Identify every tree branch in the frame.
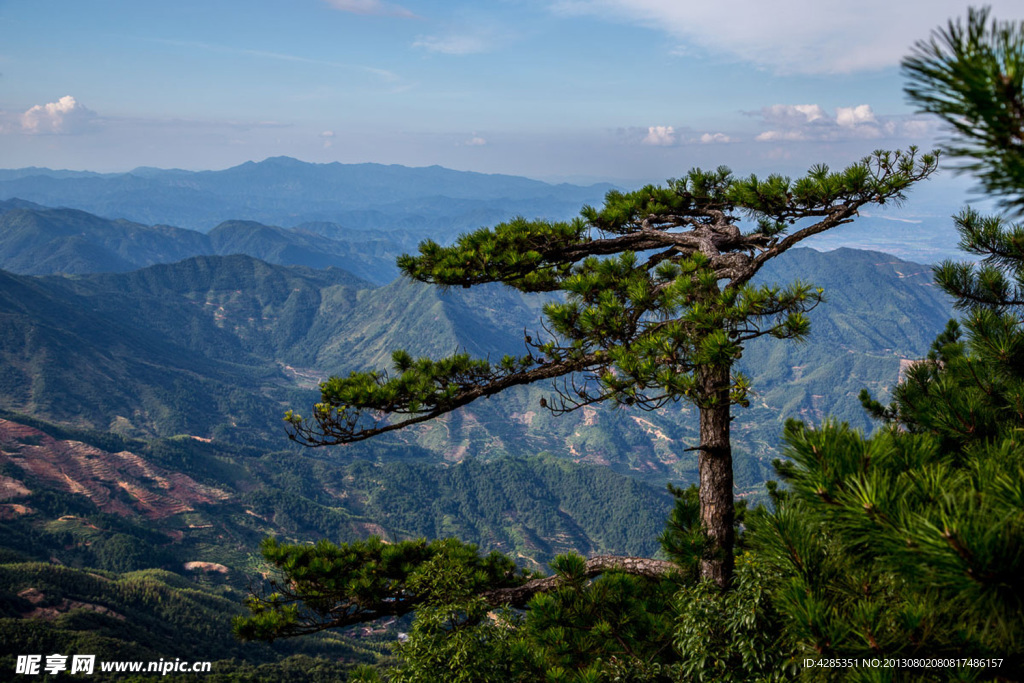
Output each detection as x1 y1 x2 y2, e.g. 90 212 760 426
289 351 605 446
238 553 680 641
741 208 857 285
480 556 678 609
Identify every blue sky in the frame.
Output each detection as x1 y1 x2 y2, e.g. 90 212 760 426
0 0 1018 188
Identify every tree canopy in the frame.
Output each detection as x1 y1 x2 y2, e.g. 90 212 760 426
286 151 936 586
287 154 935 447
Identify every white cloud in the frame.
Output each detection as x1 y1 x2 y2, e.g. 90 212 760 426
323 0 416 18
642 125 676 146
21 96 96 134
751 102 937 143
699 132 734 144
636 127 736 146
753 104 831 141
319 130 335 149
899 119 935 137
548 0 1021 74
465 136 487 146
759 104 829 126
836 104 876 127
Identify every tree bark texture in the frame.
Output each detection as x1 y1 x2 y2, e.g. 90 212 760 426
697 362 735 588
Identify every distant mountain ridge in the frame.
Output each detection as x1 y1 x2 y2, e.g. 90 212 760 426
0 202 409 283
0 156 616 233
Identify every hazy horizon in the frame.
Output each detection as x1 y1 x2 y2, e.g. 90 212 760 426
2 0 1020 186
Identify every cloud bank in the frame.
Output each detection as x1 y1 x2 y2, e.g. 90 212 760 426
639 126 735 146
642 125 676 146
753 103 936 142
700 133 734 144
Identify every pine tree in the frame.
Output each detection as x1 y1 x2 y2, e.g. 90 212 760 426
882 5 1024 486
285 153 935 588
897 7 1024 443
749 7 1024 669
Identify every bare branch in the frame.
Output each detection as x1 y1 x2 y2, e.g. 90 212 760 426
741 208 857 286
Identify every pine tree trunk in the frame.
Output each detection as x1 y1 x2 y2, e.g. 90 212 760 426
697 362 735 588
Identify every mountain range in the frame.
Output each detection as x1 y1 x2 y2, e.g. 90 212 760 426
0 199 410 284
0 156 975 265
0 227 953 488
0 165 963 677
0 157 615 235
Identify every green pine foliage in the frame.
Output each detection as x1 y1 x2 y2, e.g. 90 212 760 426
19 8 1024 678
933 208 1024 311
296 153 936 447
672 553 793 682
732 6 1024 674
387 602 532 683
240 538 685 681
904 7 1024 215
523 554 677 680
366 554 680 683
236 9 1024 680
750 420 1023 666
860 313 1024 451
234 537 534 641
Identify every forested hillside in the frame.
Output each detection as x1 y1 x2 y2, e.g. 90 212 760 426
4 0 1023 675
0 412 671 569
0 153 967 675
0 244 951 488
229 9 1024 680
0 201 410 283
0 233 956 677
0 406 676 678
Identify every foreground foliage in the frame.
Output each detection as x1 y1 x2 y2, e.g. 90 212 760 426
756 421 1023 666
